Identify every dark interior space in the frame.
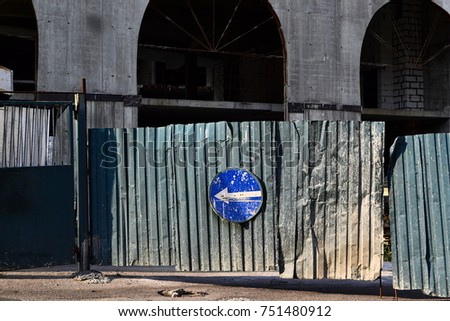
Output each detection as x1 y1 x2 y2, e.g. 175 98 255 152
0 36 35 91
0 0 37 91
361 68 379 108
137 0 284 104
360 0 450 172
363 115 449 173
384 118 449 157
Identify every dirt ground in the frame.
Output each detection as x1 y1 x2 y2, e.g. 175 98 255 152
0 263 444 301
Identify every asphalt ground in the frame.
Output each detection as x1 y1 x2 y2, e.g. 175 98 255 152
0 263 447 301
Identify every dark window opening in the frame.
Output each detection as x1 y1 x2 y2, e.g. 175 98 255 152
0 0 38 92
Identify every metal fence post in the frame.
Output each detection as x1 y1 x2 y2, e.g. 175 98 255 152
77 79 90 272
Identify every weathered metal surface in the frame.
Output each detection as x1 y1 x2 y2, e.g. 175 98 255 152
170 122 279 272
278 121 385 280
209 168 265 223
89 127 177 266
90 122 279 270
90 121 384 279
0 101 73 167
389 133 450 297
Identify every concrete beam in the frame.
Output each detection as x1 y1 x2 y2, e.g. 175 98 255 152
141 98 284 113
362 107 450 120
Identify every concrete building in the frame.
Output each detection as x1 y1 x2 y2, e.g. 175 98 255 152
0 0 449 145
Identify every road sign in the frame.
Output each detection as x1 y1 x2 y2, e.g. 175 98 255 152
209 168 264 223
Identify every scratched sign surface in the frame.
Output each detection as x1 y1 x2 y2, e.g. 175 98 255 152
209 168 264 223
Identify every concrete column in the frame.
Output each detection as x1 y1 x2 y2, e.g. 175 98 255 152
393 0 425 109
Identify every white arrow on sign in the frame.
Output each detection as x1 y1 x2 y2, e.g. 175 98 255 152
214 188 262 204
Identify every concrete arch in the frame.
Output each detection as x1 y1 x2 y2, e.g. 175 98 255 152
431 0 450 14
266 0 288 118
360 0 450 110
0 0 38 92
137 0 286 120
364 0 450 32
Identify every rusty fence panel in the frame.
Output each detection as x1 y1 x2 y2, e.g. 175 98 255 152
389 133 450 297
90 121 384 280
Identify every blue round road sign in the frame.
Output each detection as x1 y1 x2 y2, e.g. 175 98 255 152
209 168 264 223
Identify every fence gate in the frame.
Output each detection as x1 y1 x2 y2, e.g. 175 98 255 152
0 101 75 270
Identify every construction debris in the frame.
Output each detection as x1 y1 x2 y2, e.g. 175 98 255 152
72 270 111 284
158 289 207 298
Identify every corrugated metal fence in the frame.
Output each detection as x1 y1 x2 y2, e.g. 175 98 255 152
278 122 384 280
90 121 385 280
389 133 450 297
0 102 73 167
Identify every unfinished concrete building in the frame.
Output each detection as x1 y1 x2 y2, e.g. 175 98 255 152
0 0 449 143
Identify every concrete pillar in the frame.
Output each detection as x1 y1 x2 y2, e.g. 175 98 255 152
393 0 425 109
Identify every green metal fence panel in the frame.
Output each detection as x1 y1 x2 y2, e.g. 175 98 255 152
390 133 450 297
90 121 384 280
278 121 385 280
90 127 177 266
170 122 279 272
90 123 279 270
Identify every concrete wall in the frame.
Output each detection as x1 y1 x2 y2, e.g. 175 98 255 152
32 0 393 102
28 0 450 124
33 0 148 94
270 0 450 120
271 0 390 120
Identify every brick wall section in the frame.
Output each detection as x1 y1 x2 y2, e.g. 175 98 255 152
393 0 425 109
